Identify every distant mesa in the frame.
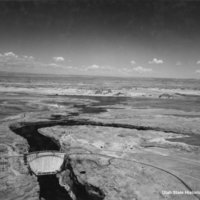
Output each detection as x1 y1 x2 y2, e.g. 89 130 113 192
159 93 173 99
95 89 112 95
115 92 124 96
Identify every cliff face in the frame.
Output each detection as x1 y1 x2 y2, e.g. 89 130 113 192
59 155 197 200
0 116 39 200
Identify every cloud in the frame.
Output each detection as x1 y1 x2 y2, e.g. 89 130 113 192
133 66 152 73
47 63 74 69
0 52 42 71
130 60 136 65
0 52 19 61
48 63 61 68
0 51 76 74
4 52 18 58
196 69 200 73
85 65 152 74
176 61 182 66
148 58 163 64
121 67 130 72
87 64 100 69
53 56 65 62
82 64 115 72
0 52 34 64
23 55 34 60
0 52 34 61
196 61 200 64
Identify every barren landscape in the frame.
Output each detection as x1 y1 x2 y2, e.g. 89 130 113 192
0 75 200 200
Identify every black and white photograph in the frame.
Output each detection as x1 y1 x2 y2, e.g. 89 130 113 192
0 0 200 199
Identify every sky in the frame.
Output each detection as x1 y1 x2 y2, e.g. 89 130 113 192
0 0 200 78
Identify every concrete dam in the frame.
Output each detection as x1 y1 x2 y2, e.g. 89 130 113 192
26 151 65 176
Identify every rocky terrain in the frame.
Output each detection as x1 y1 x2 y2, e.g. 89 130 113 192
0 89 200 200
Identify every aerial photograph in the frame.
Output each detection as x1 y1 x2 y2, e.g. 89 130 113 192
0 0 200 199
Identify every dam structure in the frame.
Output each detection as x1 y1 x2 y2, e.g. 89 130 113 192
26 151 65 176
